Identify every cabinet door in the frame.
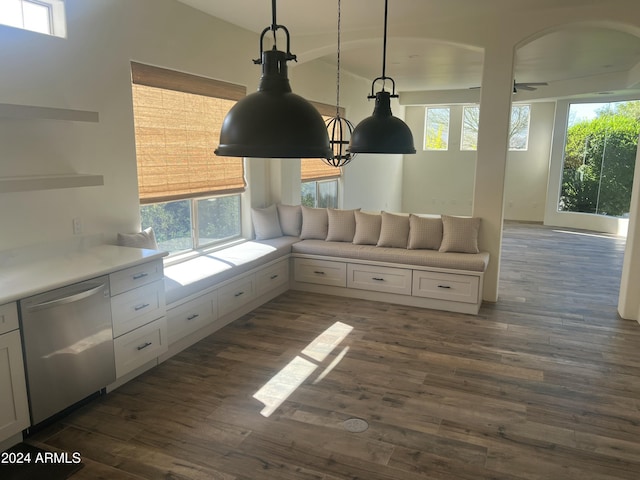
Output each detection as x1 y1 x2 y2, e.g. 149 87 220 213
294 258 346 287
256 259 289 296
0 329 30 441
347 263 412 295
111 280 166 337
113 317 167 378
218 275 256 318
166 293 216 345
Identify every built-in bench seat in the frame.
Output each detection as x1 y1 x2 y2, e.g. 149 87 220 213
164 236 299 304
291 239 489 272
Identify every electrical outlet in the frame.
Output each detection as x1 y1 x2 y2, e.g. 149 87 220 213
72 217 83 235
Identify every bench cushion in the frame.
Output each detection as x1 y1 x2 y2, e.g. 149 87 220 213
164 236 299 304
291 240 489 272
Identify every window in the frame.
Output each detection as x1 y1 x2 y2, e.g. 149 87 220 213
424 107 450 150
301 180 338 208
301 102 342 208
558 101 639 217
461 104 531 151
0 0 66 37
131 62 247 254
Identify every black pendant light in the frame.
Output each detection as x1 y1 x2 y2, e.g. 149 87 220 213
215 0 331 159
349 0 416 155
324 0 356 168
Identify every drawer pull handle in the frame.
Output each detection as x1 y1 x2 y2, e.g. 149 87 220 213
437 285 451 289
137 341 153 351
313 271 325 275
134 303 150 311
372 277 385 281
270 274 279 280
234 291 244 297
133 272 149 280
187 314 199 321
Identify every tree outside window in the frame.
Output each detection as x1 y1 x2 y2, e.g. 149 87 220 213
461 104 531 151
559 101 640 217
424 107 450 150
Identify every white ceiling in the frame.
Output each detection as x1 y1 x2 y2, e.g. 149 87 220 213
176 0 640 100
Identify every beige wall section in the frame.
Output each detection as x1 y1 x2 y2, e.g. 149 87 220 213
618 144 640 322
402 102 554 221
504 102 555 222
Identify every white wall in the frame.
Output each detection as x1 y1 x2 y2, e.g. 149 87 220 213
0 0 400 254
401 102 554 220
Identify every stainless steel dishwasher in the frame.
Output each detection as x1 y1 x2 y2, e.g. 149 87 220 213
19 275 116 426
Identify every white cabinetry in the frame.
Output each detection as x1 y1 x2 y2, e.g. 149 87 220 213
166 292 217 345
294 258 346 287
412 270 479 304
293 256 484 315
218 275 257 318
347 263 412 295
109 259 167 379
0 302 30 449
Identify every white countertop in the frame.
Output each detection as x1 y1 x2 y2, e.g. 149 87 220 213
0 244 168 305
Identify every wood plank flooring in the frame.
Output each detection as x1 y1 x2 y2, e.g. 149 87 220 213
27 223 640 479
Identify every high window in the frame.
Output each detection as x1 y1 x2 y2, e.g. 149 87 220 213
461 104 531 151
0 0 66 37
131 62 247 254
424 107 450 150
301 103 342 208
558 101 639 217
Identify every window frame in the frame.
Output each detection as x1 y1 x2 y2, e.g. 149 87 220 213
459 104 531 152
131 62 247 257
301 178 339 209
0 0 66 37
424 107 450 151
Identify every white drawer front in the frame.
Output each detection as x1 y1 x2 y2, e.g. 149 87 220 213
111 280 166 337
0 302 19 335
347 264 412 295
166 292 216 345
218 275 256 317
114 317 167 378
412 271 480 304
294 258 346 287
110 259 164 296
256 259 289 296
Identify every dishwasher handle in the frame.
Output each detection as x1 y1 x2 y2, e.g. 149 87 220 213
25 283 108 311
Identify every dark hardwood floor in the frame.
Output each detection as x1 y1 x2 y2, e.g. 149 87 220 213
28 223 640 479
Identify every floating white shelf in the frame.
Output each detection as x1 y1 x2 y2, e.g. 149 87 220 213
0 103 99 122
0 174 104 193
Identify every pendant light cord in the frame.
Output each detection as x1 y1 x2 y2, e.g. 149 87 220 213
271 0 278 47
335 0 342 116
382 0 388 81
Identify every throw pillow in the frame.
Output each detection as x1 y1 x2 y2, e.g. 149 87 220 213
300 206 328 240
277 203 302 236
439 215 481 253
352 211 382 245
326 208 359 242
117 227 158 249
377 211 410 248
251 204 283 240
407 214 443 250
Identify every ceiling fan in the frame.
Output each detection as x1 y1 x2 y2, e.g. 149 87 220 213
470 80 548 92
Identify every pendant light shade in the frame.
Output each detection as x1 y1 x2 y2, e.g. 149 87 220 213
215 1 331 159
350 90 415 154
349 0 416 155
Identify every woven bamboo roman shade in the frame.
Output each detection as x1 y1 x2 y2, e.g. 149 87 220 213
301 102 344 181
131 62 247 204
